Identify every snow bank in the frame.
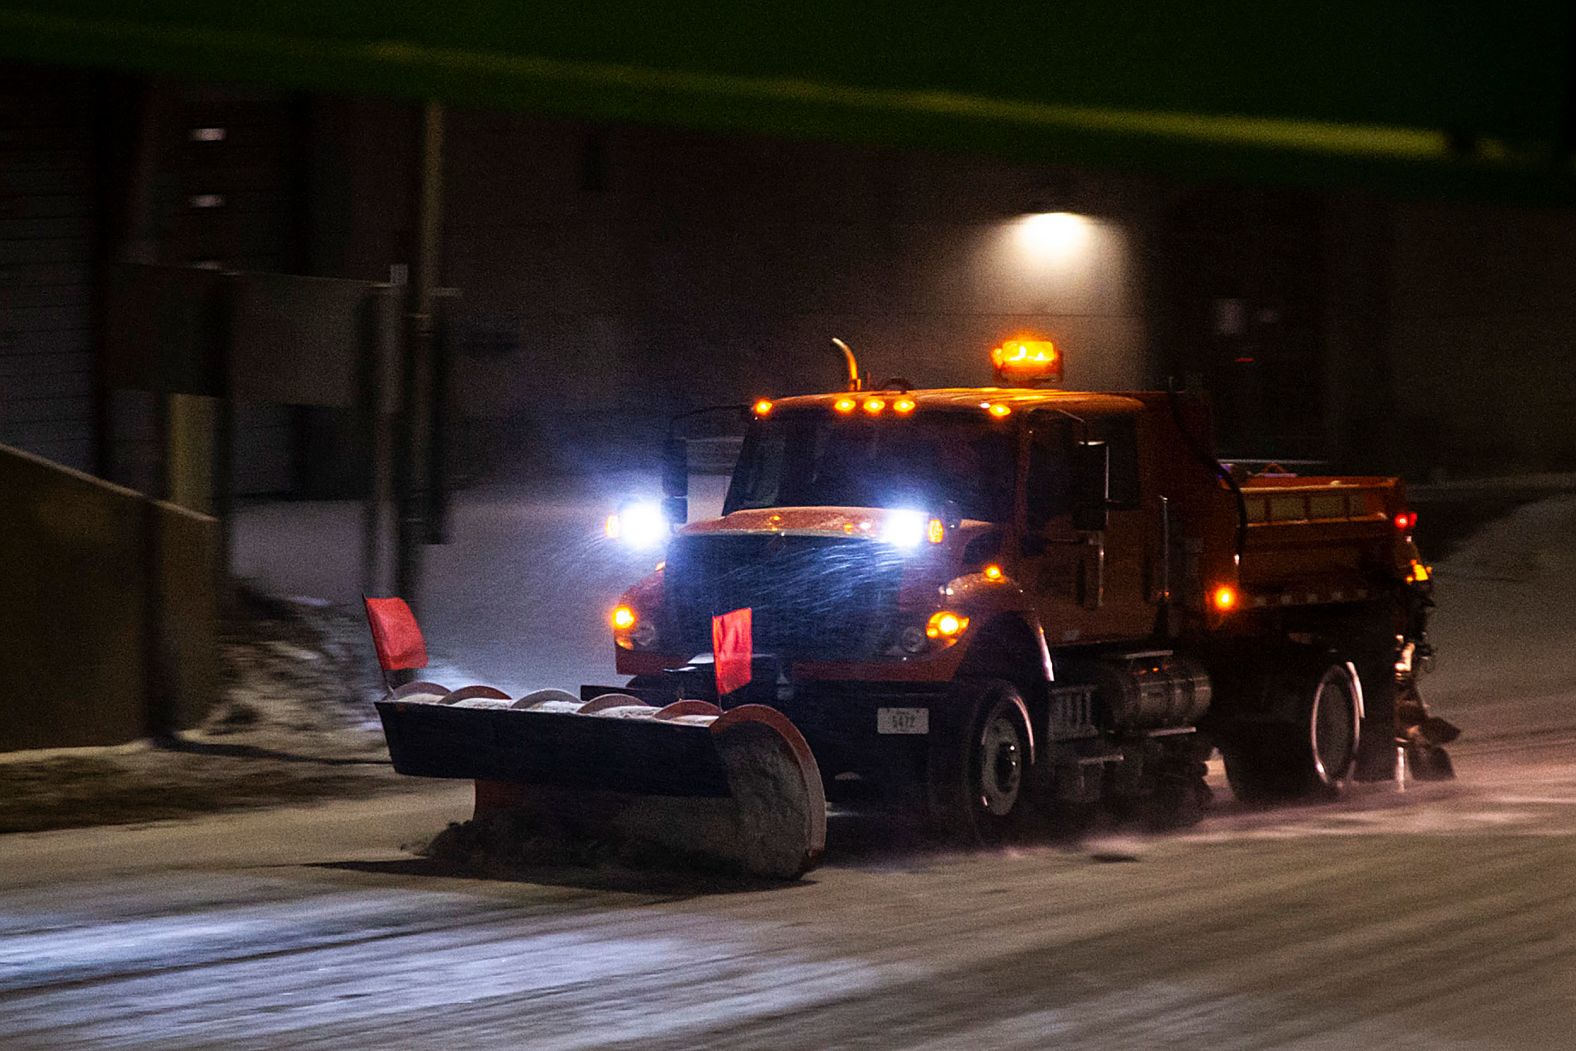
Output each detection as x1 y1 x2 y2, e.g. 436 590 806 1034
1425 494 1576 741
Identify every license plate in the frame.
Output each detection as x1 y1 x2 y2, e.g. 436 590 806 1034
877 707 929 735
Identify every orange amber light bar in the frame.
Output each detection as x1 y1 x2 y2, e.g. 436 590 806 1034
990 339 1063 383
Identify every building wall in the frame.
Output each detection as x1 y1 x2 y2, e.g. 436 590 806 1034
435 114 1151 474
1386 200 1576 478
110 83 309 496
0 67 97 471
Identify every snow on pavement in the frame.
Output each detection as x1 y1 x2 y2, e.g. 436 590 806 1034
1423 493 1576 741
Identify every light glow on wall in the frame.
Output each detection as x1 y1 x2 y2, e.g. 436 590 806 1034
1012 211 1095 262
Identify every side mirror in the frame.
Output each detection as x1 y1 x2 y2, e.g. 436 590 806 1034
1071 440 1110 533
662 495 688 526
662 437 688 498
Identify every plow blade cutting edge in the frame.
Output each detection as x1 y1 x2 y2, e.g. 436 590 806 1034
376 685 826 880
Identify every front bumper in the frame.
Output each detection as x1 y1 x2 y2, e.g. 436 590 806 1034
628 659 955 805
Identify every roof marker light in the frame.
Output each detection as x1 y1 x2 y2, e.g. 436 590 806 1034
893 397 917 415
987 402 1012 418
834 397 857 413
983 563 1004 581
863 397 886 414
990 338 1063 384
753 398 773 416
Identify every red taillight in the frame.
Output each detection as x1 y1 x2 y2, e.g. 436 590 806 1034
1393 511 1418 532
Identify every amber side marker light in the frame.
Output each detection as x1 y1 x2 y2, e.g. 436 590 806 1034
752 398 773 416
1211 585 1238 612
986 402 1012 418
611 605 637 631
926 610 969 639
983 564 1004 581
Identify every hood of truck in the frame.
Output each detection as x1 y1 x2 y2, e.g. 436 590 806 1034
683 506 955 539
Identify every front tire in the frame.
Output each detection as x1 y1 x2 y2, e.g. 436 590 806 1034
928 680 1033 843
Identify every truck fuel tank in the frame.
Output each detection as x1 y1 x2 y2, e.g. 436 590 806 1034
1088 652 1213 731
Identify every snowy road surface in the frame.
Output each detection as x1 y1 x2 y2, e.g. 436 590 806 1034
1 488 1568 1048
3 745 1576 1050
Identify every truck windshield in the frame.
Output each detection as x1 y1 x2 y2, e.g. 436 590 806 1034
723 409 1016 521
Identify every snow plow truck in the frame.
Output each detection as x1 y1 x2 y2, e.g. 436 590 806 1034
372 338 1449 880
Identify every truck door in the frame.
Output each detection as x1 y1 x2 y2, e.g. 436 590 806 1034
1021 410 1153 644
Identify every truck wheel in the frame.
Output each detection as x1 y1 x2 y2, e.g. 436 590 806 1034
1222 661 1360 803
928 680 1033 844
1351 655 1400 781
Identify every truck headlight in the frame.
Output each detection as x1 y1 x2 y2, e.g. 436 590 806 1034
605 500 669 551
883 510 946 549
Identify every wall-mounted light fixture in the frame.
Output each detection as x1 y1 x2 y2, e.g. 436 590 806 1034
1012 210 1094 260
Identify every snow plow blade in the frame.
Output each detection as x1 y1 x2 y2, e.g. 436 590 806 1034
375 686 826 880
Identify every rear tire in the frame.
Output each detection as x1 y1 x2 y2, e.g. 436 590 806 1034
1222 660 1360 803
1352 655 1400 781
928 680 1033 844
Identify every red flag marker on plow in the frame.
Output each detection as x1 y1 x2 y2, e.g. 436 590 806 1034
364 596 428 691
712 607 753 698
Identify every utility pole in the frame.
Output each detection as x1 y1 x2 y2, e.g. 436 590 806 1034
395 102 445 610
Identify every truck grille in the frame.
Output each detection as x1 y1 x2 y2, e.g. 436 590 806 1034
664 534 903 660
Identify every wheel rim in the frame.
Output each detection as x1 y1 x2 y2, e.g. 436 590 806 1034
976 709 1024 816
1310 670 1358 784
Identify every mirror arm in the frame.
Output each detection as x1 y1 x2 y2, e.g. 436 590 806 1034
1085 531 1105 609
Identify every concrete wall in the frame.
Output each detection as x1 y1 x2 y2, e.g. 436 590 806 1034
1386 201 1576 478
0 443 218 751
